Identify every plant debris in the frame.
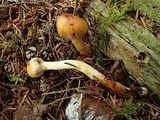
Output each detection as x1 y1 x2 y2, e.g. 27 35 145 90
0 0 160 120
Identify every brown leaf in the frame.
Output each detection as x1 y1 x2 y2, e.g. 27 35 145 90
14 103 47 120
66 93 116 120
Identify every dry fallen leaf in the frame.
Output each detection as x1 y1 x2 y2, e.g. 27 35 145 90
14 103 47 120
65 93 116 120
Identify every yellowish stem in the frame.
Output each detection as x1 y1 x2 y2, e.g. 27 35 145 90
71 37 92 56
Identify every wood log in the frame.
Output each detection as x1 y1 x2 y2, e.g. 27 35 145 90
132 0 160 24
86 0 160 97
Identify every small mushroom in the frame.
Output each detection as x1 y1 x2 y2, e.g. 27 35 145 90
27 57 148 98
56 13 92 56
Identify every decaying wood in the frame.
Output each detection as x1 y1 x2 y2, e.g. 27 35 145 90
132 0 160 24
86 0 160 98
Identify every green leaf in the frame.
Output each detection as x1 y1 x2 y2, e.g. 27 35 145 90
8 75 25 83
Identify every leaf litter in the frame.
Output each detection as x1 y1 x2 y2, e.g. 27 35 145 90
0 0 160 120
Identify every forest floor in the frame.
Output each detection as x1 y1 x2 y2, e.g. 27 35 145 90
0 0 160 120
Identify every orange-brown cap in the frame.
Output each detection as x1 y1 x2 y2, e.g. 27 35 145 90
56 13 88 40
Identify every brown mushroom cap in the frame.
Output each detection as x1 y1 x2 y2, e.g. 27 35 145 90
56 13 88 40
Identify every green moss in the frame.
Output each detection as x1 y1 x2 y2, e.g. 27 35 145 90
86 0 132 58
97 0 132 52
114 97 144 120
132 0 160 24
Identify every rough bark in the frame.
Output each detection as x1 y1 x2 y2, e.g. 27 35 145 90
86 0 160 97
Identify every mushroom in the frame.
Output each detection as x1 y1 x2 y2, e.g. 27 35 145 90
56 13 92 56
27 57 148 98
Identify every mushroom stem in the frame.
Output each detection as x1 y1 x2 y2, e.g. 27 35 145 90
71 37 92 56
27 58 148 98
